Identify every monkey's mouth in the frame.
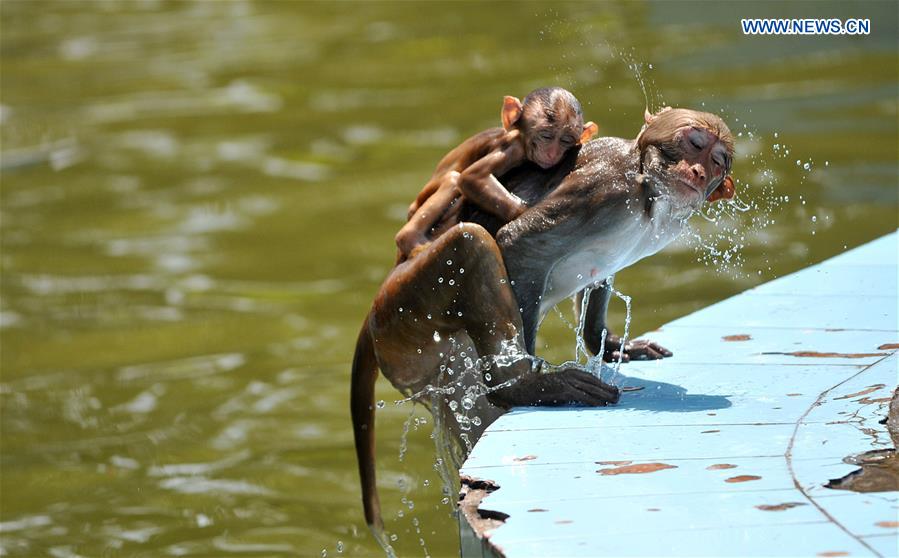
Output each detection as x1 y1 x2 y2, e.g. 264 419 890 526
675 176 706 197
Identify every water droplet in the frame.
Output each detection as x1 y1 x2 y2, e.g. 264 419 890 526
336 541 344 554
416 348 422 354
459 268 465 274
377 400 385 408
795 159 801 166
484 373 492 381
811 216 817 223
446 260 452 265
390 534 398 541
803 162 811 171
448 279 455 286
423 479 430 487
398 307 403 313
774 132 778 138
472 416 482 426
438 277 444 284
433 331 441 342
462 397 474 410
321 550 328 558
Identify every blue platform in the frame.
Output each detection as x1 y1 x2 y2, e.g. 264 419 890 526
460 232 898 557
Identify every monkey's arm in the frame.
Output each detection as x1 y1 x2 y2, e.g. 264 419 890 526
577 282 672 362
457 141 529 222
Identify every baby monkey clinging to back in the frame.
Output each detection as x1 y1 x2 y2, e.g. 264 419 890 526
395 87 598 261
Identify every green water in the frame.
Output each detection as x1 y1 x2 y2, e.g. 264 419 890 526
1 1 896 556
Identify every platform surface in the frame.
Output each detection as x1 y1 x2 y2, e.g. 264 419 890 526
460 232 899 557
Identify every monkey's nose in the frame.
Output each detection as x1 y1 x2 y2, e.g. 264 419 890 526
691 164 706 183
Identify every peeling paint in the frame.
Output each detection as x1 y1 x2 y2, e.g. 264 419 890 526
755 502 807 511
707 464 738 470
722 334 752 341
597 463 677 475
526 508 548 513
762 351 888 358
877 343 899 350
826 449 899 493
458 475 507 555
512 455 537 462
875 521 899 528
817 552 849 557
701 430 720 434
725 475 762 483
595 460 632 466
834 384 886 400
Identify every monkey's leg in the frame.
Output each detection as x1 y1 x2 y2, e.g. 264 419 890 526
376 223 619 425
579 281 672 362
395 172 461 257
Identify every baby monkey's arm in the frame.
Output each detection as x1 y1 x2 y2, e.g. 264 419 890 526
457 138 528 222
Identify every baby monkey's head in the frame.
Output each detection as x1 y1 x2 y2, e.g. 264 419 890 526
502 87 598 169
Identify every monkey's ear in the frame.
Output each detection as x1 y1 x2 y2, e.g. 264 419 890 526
580 121 599 144
707 176 735 203
502 96 523 131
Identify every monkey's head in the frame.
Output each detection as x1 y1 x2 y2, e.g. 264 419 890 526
636 107 736 205
502 87 599 170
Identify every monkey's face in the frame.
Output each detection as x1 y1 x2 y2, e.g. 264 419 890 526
525 122 581 169
658 126 732 203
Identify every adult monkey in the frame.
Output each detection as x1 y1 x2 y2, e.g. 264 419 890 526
352 107 736 534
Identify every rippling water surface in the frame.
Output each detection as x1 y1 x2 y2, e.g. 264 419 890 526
1 1 896 556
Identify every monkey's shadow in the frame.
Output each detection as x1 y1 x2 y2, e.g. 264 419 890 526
595 366 732 413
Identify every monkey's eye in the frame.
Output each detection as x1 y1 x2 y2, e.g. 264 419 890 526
539 131 553 141
712 153 725 168
560 135 575 146
659 146 679 162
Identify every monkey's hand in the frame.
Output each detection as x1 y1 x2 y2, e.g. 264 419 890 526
487 367 619 408
604 335 672 362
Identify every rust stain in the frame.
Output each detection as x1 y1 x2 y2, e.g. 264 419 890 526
701 430 720 434
834 384 886 400
597 463 677 475
513 455 538 462
595 460 633 466
787 393 802 397
877 343 899 350
875 521 899 528
527 508 548 513
554 519 574 524
817 552 849 557
723 334 752 341
621 386 645 392
707 464 738 470
755 502 807 511
763 351 887 358
725 475 762 483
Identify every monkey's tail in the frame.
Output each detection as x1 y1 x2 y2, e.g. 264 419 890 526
351 320 384 532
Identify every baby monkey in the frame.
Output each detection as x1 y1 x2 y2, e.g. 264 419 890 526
395 87 598 261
